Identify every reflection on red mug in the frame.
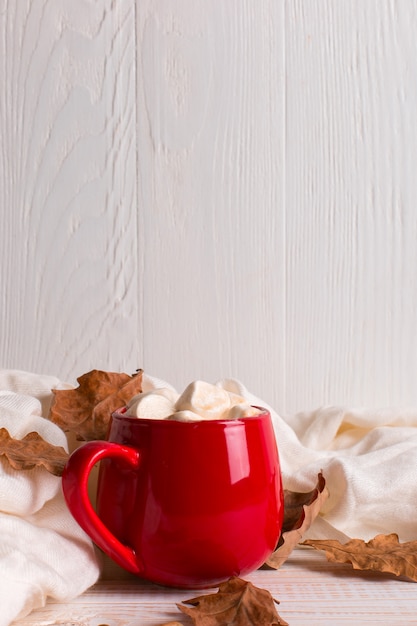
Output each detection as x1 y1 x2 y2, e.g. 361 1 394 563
62 407 284 588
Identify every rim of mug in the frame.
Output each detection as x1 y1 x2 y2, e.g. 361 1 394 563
110 405 270 424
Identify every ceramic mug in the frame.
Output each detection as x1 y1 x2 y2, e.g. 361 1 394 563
62 407 284 588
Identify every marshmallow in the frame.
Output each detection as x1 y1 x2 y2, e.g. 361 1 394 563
126 388 177 419
126 381 262 422
168 410 202 422
175 381 231 420
225 391 247 406
226 404 262 420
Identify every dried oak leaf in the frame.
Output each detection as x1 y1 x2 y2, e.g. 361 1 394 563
265 472 329 569
0 428 69 476
302 533 417 581
178 576 288 626
48 369 143 441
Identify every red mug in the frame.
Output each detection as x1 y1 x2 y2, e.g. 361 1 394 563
62 407 284 588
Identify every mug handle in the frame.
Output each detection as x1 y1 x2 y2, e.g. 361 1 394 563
62 441 143 575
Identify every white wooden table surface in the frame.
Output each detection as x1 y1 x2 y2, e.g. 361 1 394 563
14 547 417 626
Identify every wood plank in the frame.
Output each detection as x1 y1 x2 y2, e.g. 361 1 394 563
285 0 417 413
15 549 417 625
136 0 286 411
0 0 139 383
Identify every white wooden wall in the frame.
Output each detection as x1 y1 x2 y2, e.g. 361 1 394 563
2 0 417 417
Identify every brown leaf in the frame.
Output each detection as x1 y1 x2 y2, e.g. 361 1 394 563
178 577 288 626
0 428 69 476
265 472 329 569
302 533 417 581
48 369 143 441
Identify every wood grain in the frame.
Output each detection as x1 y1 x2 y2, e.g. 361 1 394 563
136 0 286 410
285 0 417 413
0 0 139 382
2 1 417 416
15 549 417 625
